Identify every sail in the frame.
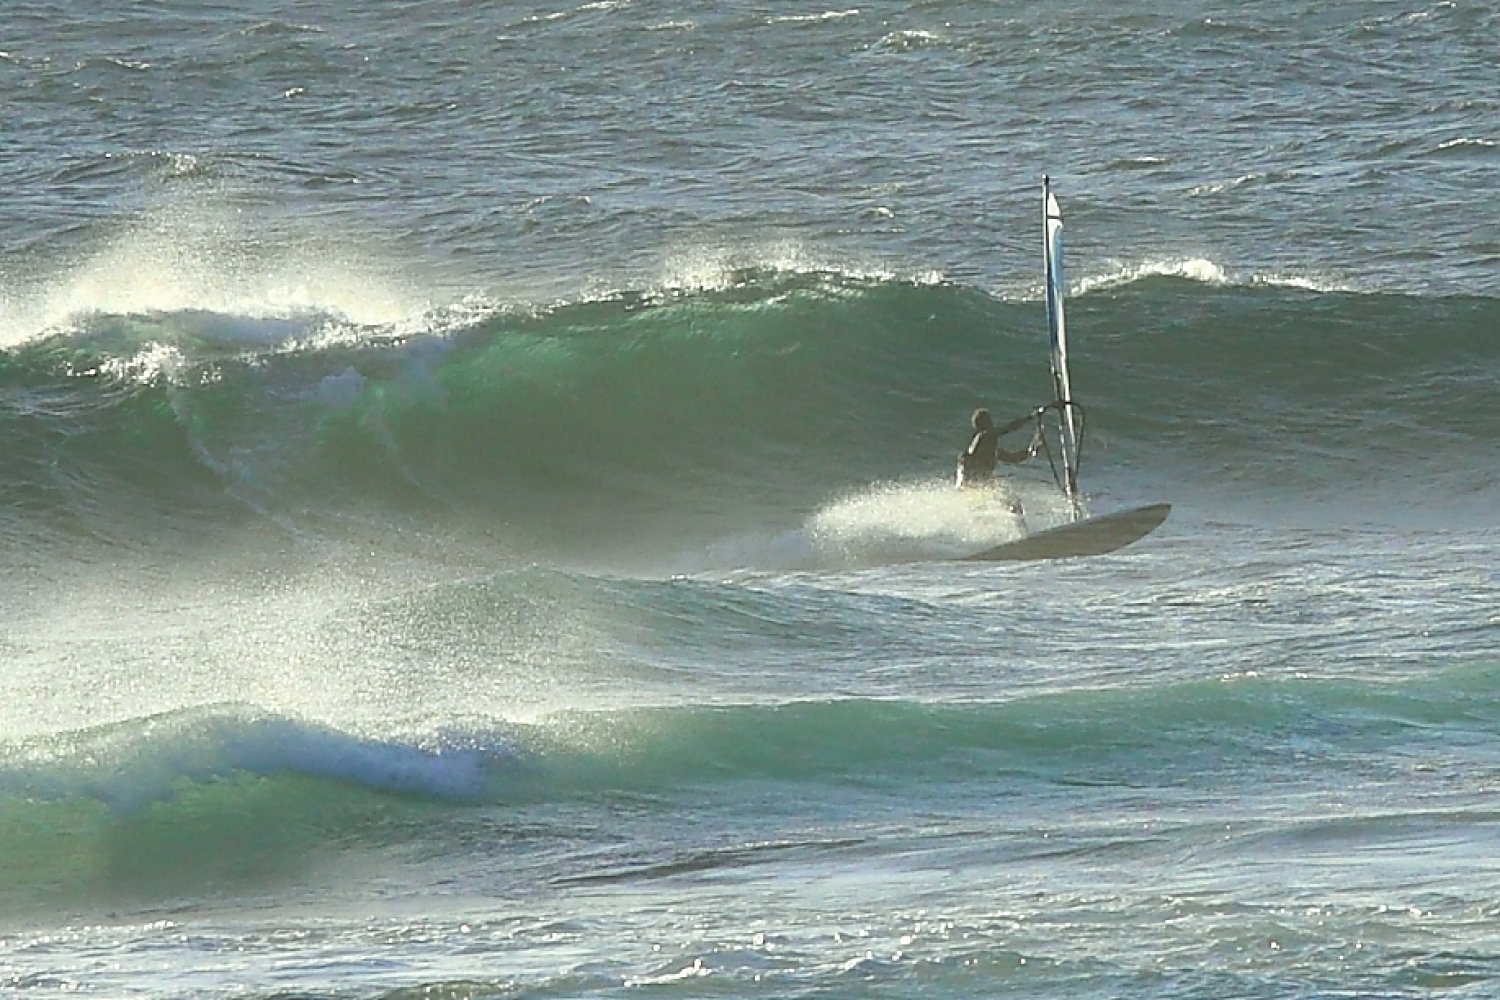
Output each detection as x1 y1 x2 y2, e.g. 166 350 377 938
1043 176 1081 505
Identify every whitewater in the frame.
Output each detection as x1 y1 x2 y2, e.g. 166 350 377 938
3 1 1498 998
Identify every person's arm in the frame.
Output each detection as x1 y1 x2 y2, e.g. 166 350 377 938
997 414 1031 436
993 413 1031 462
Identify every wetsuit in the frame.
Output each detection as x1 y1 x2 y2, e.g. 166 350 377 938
957 420 1031 489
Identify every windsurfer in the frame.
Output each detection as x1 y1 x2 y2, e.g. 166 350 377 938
956 408 1035 492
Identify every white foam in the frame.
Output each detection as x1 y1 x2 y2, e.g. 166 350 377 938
809 481 1027 561
684 480 1067 574
1187 173 1263 196
1075 258 1230 294
1434 137 1495 152
769 9 862 25
1073 258 1352 295
873 29 947 50
1248 271 1353 293
96 342 189 384
639 241 942 301
0 199 429 348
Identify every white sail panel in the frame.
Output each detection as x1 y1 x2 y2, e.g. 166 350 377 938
1043 177 1081 503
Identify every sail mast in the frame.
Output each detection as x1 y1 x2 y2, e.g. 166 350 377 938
1043 175 1081 509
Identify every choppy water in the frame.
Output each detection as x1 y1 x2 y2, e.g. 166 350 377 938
3 1 1498 997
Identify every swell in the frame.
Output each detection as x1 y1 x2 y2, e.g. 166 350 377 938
11 664 1494 806
2 270 1495 563
2 661 1495 907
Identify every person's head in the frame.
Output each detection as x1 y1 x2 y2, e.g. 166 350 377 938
972 408 994 431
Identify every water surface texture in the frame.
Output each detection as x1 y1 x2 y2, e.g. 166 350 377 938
3 2 1498 997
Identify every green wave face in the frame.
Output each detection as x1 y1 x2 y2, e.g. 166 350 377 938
5 659 1496 911
2 271 1495 564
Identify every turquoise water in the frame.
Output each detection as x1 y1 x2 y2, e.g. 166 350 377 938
3 2 1498 997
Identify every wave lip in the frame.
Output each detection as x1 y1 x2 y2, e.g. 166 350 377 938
3 706 496 812
1074 257 1353 294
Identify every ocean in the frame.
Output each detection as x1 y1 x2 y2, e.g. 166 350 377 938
2 1 1498 997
